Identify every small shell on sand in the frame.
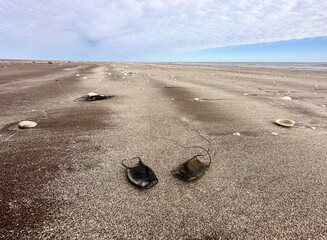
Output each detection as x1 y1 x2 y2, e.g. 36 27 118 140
88 92 98 97
275 119 295 127
281 96 292 100
18 121 37 129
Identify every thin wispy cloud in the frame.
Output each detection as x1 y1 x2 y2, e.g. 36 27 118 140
0 0 326 60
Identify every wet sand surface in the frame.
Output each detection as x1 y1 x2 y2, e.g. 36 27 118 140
1 60 327 239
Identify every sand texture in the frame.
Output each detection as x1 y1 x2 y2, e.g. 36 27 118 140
1 60 327 239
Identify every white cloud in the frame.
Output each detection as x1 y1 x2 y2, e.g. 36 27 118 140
0 0 326 60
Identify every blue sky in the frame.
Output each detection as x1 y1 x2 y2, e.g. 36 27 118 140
0 0 326 62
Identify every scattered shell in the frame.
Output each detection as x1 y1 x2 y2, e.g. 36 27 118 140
18 121 37 129
275 119 295 127
281 96 292 100
243 93 248 96
272 132 278 136
76 74 80 76
171 98 174 101
233 132 241 136
83 77 87 79
123 73 127 76
311 127 317 130
194 98 200 101
321 105 326 108
88 92 98 97
108 73 111 75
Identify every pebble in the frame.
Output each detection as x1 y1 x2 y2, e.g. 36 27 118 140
18 121 37 129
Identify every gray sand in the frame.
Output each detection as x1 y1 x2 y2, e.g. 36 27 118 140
1 60 327 239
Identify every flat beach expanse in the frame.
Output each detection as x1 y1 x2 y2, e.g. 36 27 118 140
1 60 327 239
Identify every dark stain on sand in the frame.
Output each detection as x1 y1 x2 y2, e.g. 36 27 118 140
0 104 114 239
163 86 231 123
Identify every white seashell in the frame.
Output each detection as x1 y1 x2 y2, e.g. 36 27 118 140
272 132 278 135
88 92 98 97
18 121 37 129
76 74 80 76
233 132 241 136
83 77 87 79
194 98 200 101
243 93 248 96
275 119 295 127
281 96 292 100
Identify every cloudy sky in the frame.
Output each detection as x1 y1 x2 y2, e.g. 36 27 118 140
0 0 326 61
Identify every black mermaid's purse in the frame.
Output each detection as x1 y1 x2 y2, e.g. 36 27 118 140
122 157 158 189
171 132 212 181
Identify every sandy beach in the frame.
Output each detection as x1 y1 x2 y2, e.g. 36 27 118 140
1 60 327 239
